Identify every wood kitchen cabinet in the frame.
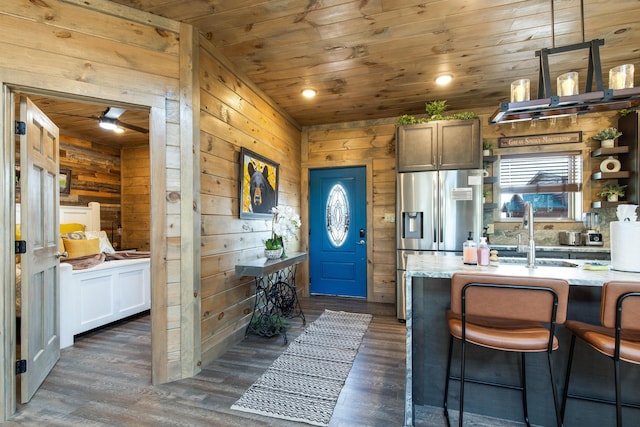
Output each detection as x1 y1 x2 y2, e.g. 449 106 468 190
397 119 481 172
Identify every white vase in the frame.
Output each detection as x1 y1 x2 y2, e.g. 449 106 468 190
599 156 621 173
483 149 492 156
264 248 283 259
600 139 615 148
607 194 619 202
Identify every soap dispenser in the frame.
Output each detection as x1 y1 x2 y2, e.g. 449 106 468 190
463 232 477 265
477 237 490 266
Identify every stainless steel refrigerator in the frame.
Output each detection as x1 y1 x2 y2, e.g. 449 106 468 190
396 170 483 320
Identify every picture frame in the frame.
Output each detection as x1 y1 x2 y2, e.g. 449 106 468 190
59 168 72 195
239 148 279 219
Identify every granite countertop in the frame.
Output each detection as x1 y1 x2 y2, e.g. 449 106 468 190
405 254 640 287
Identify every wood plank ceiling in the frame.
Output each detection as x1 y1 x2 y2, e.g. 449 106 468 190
29 0 640 142
27 96 150 147
105 0 640 127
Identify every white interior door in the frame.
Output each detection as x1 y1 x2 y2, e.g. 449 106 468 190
18 96 61 403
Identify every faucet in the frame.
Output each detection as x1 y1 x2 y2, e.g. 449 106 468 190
518 201 536 268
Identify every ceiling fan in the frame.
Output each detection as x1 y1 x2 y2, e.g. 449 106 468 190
97 107 148 134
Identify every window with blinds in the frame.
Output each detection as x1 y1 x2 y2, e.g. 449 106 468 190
499 152 582 220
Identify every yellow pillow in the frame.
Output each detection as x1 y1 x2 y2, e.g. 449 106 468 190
60 223 85 234
62 238 100 258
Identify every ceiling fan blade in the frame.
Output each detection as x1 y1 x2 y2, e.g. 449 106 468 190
102 107 126 119
116 120 149 134
48 111 99 120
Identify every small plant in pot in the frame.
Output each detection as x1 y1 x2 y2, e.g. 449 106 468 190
482 140 494 156
593 127 622 148
597 183 627 202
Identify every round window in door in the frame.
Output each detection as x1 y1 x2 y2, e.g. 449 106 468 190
326 183 349 247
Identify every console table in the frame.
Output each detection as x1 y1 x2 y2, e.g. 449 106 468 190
235 251 307 344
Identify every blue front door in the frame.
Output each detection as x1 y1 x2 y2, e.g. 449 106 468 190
309 167 366 297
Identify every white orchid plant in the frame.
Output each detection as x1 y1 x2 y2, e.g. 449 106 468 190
265 205 301 250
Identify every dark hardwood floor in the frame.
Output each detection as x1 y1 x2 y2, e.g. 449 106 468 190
6 296 408 427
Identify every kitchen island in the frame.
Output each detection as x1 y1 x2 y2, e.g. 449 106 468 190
403 254 640 427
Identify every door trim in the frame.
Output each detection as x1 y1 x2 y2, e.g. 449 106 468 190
301 160 374 301
1 78 169 420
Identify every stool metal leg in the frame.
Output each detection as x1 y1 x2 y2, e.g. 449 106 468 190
561 334 577 423
459 336 466 427
547 350 562 427
614 357 622 427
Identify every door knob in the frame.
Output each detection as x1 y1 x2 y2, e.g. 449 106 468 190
56 251 68 259
357 240 366 245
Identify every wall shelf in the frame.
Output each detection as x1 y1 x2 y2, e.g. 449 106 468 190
591 200 628 209
591 146 629 157
591 171 630 180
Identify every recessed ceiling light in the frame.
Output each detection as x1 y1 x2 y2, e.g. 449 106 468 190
435 74 453 86
302 88 317 98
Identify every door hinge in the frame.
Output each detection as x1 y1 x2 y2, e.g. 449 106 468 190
16 359 27 375
15 240 27 255
15 121 26 135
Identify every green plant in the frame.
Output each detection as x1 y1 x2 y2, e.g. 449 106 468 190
250 313 289 334
449 112 479 120
425 100 448 119
265 205 301 249
397 100 478 125
482 140 494 151
597 183 627 199
593 127 622 141
396 114 427 125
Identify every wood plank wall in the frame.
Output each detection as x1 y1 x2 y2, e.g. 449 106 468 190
0 0 191 418
121 145 151 251
301 119 398 304
59 135 122 248
480 109 618 209
301 109 619 304
198 37 302 366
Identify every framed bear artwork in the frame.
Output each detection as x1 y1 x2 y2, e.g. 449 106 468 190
239 148 279 219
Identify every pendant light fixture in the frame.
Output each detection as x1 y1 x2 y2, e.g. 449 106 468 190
489 0 639 124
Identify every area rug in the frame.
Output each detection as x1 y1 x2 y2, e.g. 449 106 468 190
231 309 373 426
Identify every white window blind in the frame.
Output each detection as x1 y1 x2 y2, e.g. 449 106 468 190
500 153 582 194
499 152 582 219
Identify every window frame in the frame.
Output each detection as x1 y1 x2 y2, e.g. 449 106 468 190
496 150 583 222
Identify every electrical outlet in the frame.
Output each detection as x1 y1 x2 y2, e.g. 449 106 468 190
384 213 395 223
486 223 495 234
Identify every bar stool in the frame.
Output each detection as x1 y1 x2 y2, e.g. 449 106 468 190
443 272 569 427
561 280 640 427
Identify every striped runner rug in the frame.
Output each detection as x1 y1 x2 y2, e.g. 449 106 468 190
231 309 373 426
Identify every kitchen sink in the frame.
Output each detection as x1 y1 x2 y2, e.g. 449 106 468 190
499 257 579 268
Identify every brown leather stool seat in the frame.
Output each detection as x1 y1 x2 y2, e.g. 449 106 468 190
561 281 640 427
444 272 569 427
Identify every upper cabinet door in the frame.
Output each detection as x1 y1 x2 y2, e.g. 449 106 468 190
397 123 437 172
397 119 481 172
438 119 481 170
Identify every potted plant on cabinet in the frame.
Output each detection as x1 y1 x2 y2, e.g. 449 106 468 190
482 140 494 156
593 127 622 148
597 183 627 202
